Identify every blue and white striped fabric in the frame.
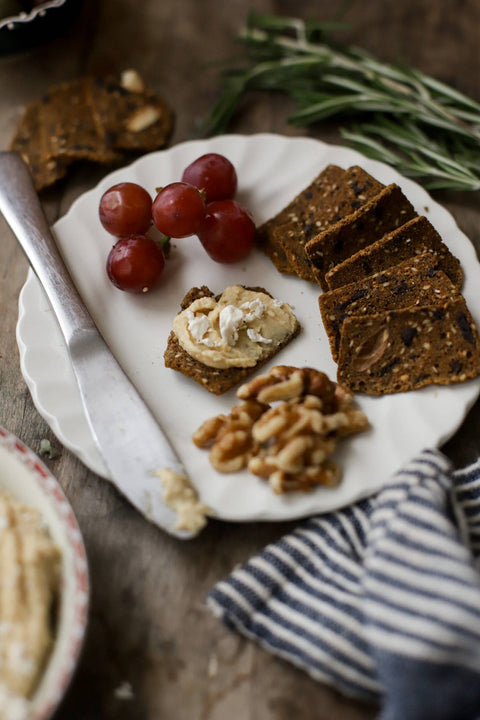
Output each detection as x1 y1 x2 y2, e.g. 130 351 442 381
208 449 480 720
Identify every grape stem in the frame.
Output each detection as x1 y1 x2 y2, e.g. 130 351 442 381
158 234 171 256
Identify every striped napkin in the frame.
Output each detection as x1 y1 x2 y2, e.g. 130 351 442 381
208 449 480 719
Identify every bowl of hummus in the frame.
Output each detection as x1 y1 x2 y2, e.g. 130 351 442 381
0 427 88 720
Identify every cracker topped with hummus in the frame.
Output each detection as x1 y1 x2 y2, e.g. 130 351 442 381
164 284 300 394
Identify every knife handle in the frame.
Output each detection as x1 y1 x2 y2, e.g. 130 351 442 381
0 152 96 345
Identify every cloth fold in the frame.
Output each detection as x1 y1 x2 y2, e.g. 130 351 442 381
208 450 480 719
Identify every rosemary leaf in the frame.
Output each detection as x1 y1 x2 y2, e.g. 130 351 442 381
202 11 480 192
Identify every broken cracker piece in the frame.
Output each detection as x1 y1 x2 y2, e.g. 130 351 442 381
88 75 172 152
9 102 67 190
41 77 119 164
8 71 173 191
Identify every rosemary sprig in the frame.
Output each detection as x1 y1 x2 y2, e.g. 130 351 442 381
202 12 480 191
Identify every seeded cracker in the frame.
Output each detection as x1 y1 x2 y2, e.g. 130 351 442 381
305 183 417 290
337 296 480 395
88 76 172 152
41 77 120 164
256 165 384 280
320 253 460 362
325 215 464 290
164 286 300 395
9 102 67 190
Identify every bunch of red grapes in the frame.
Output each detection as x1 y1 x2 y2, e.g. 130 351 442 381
98 153 256 293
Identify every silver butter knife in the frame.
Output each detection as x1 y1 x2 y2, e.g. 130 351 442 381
0 151 198 539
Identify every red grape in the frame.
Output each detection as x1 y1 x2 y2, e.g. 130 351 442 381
181 153 237 202
152 182 206 238
106 235 165 293
197 200 255 263
99 182 152 237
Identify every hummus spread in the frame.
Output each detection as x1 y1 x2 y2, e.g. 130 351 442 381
156 468 210 533
172 285 298 369
0 492 60 718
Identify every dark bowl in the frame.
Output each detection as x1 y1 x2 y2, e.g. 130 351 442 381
0 0 80 56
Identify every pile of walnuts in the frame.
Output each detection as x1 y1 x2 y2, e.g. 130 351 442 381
192 366 369 493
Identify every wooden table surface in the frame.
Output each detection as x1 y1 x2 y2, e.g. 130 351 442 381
1 1 479 718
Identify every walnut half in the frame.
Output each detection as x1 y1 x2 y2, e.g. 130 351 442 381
193 400 267 473
237 365 337 409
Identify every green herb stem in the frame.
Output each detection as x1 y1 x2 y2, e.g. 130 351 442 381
202 12 480 192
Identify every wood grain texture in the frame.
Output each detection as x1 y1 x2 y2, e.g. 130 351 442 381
0 1 479 717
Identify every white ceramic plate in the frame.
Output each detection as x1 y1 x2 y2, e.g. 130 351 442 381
0 427 88 720
16 133 480 521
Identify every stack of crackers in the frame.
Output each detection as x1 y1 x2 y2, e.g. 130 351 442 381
9 70 172 191
257 165 480 394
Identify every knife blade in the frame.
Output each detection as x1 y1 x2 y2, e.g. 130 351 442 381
0 151 199 539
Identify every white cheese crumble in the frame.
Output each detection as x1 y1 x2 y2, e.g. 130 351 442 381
247 328 272 344
219 305 245 346
173 286 299 370
240 298 266 322
186 297 278 349
186 311 213 344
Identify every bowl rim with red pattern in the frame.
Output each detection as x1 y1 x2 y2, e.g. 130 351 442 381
0 426 89 719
